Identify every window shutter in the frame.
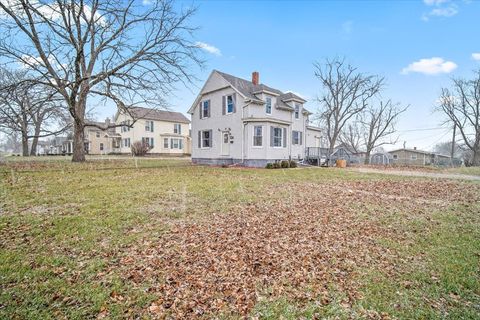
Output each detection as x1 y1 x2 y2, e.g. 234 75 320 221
270 127 274 147
292 131 295 144
206 100 211 118
208 130 212 147
180 139 183 149
283 128 287 147
233 93 236 113
199 103 202 119
151 121 154 132
178 124 181 135
198 130 201 148
222 96 226 115
300 132 303 145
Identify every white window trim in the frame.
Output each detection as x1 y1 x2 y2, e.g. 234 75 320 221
202 101 210 119
226 95 234 115
265 97 272 115
273 127 283 148
252 125 263 148
201 130 211 149
294 104 300 120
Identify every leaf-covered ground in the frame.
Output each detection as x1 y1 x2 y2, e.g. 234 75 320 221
1 158 479 319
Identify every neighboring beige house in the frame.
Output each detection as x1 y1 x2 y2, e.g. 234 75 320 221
389 147 451 166
84 119 121 154
115 107 191 155
61 119 121 155
187 70 323 167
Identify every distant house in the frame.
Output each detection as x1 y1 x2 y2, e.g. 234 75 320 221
389 147 452 166
115 107 191 155
187 70 323 167
61 119 121 155
369 151 393 165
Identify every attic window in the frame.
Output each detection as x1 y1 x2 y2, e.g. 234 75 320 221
294 104 300 119
266 97 272 114
226 95 234 114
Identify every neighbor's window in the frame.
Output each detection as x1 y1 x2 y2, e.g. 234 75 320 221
100 143 104 151
142 137 154 148
266 97 272 114
174 123 182 134
171 138 184 149
164 138 169 148
226 95 234 114
145 120 154 132
253 126 263 147
202 130 211 148
122 120 131 132
273 127 283 147
294 104 300 119
123 138 131 148
411 154 417 160
96 132 100 138
393 154 398 160
202 100 210 118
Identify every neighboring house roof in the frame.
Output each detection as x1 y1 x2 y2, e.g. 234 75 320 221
119 107 190 124
188 70 308 113
389 148 451 158
85 120 117 134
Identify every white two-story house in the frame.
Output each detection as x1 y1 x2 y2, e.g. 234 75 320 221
188 70 323 167
115 107 191 155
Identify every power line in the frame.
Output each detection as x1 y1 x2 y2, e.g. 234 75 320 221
396 126 447 133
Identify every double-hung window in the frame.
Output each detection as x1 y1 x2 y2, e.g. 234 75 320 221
292 131 300 145
226 95 234 114
142 137 154 148
164 138 169 149
201 130 211 148
265 97 272 114
145 120 154 132
253 126 263 147
174 123 181 134
273 127 283 147
202 100 210 118
294 104 300 119
171 138 184 149
124 138 131 148
122 120 131 132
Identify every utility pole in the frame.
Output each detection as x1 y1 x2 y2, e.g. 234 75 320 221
450 123 456 167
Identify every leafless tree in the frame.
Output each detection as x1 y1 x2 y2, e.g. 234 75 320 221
314 58 385 155
0 68 69 156
437 70 480 166
361 99 408 164
0 0 202 162
339 122 363 153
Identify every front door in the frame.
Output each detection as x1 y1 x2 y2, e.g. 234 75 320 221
221 132 230 156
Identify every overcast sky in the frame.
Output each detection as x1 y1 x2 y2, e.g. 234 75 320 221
96 0 480 151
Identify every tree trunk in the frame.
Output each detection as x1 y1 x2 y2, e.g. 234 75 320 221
364 150 371 165
72 119 85 162
473 148 480 166
30 136 38 156
21 132 29 156
30 116 43 156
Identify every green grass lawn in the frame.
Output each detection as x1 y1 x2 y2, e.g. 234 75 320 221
1 158 479 319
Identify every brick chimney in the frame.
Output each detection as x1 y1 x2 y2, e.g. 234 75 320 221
413 147 417 150
252 71 259 85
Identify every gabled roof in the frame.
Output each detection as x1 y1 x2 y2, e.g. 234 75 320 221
278 92 307 103
188 70 307 113
122 107 190 124
215 70 283 102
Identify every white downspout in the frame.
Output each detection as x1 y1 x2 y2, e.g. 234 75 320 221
241 102 251 164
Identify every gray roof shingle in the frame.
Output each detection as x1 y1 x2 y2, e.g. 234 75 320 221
128 107 190 124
